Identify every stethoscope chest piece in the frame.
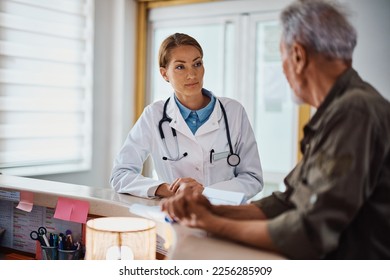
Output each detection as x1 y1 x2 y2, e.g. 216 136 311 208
227 153 240 167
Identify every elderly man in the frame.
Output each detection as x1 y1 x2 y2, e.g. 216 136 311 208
161 0 390 259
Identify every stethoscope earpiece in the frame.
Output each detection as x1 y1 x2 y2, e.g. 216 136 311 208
162 153 187 161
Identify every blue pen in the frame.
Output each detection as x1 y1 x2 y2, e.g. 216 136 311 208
53 234 58 248
164 216 176 224
58 236 64 250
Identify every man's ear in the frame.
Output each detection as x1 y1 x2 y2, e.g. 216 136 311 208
292 42 307 74
160 67 169 82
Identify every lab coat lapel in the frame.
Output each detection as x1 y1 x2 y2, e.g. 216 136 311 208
195 99 223 136
166 95 195 140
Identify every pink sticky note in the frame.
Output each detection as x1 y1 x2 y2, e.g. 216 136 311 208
16 191 34 212
54 197 89 224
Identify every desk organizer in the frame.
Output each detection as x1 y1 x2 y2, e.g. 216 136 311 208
41 245 82 260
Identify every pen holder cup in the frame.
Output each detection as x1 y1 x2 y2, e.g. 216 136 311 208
58 248 81 260
41 246 58 260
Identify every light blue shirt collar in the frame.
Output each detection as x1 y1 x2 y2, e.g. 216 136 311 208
174 89 216 134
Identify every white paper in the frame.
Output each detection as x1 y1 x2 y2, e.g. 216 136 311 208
128 204 173 257
129 203 168 223
202 188 245 205
128 188 245 225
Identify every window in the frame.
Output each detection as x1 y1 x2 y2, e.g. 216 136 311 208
252 15 297 187
146 0 298 197
149 19 236 103
0 0 94 176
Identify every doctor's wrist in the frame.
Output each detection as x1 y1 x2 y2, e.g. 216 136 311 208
156 183 174 198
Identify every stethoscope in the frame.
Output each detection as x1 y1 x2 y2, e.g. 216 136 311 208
158 97 240 167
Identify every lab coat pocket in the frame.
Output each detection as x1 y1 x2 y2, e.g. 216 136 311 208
208 156 235 184
163 158 191 180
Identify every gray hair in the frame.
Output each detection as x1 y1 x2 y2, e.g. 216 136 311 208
280 0 357 60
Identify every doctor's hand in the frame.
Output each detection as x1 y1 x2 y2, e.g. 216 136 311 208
169 177 204 194
161 188 214 230
155 178 204 198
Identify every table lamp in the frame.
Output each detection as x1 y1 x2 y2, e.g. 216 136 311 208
85 217 156 260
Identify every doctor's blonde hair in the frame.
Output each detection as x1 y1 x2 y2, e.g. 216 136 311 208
158 33 203 68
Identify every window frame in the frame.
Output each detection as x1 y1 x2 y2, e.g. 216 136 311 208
135 0 310 162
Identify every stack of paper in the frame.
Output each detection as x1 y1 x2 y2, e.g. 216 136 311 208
129 204 167 223
202 188 245 205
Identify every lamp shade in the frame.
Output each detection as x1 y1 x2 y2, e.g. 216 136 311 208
85 217 156 260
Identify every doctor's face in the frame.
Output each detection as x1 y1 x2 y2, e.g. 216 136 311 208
160 45 204 100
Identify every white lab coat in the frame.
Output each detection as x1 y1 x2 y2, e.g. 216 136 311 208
110 92 263 201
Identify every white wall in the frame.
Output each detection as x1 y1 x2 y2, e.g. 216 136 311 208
342 0 390 100
31 0 390 188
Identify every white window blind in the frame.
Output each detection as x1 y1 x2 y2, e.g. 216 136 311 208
0 0 94 176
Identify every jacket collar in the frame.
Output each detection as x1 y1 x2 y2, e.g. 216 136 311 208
301 67 359 153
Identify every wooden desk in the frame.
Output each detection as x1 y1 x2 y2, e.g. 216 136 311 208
0 174 285 260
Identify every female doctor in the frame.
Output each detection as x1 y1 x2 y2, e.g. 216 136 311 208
110 33 263 201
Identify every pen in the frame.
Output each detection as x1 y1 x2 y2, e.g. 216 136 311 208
41 232 50 247
49 233 54 246
53 234 58 248
58 236 64 250
210 149 214 163
164 216 176 224
65 229 73 250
